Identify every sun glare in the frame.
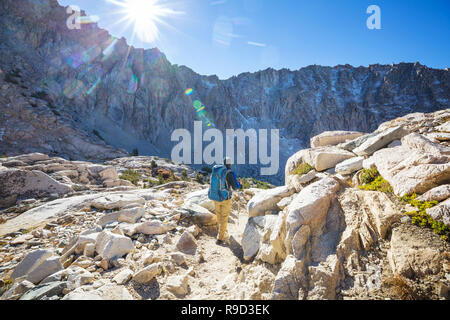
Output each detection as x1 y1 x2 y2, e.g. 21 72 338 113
108 0 183 43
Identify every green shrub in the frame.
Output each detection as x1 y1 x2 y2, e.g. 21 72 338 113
293 162 313 176
0 278 13 291
360 168 379 184
400 194 448 241
357 168 393 193
119 169 141 186
181 169 189 181
239 177 272 190
195 172 204 185
156 173 166 185
250 178 272 189
151 160 157 169
240 178 251 190
358 175 393 193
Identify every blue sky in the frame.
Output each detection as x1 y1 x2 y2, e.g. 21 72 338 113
57 0 450 79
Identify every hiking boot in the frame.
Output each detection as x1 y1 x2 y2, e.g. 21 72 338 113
216 233 230 245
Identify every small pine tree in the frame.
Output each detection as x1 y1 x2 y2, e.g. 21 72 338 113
151 160 157 169
195 172 204 185
181 169 189 181
131 148 139 156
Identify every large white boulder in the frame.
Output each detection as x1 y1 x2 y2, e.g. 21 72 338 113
179 203 217 226
0 169 72 201
247 186 294 218
284 178 340 254
403 132 450 156
95 231 134 260
335 156 364 175
417 184 450 202
310 131 364 148
135 220 175 235
90 193 145 210
98 167 119 181
133 263 162 284
10 249 63 285
303 147 356 172
371 133 450 196
242 216 265 261
117 206 145 224
25 256 63 285
284 149 308 186
353 126 409 156
184 189 215 213
338 132 378 152
256 213 288 264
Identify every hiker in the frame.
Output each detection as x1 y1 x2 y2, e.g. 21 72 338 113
208 157 241 244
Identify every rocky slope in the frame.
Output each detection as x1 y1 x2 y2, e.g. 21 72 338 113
0 109 449 300
0 0 449 184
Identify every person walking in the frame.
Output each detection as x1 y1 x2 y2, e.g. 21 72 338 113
208 157 241 244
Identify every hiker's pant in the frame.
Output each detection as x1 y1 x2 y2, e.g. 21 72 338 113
214 199 232 241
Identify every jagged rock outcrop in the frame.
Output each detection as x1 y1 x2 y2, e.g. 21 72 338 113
243 109 450 300
371 132 450 196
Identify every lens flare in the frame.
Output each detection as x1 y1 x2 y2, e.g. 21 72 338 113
108 0 184 43
63 80 85 99
78 15 100 25
185 88 193 96
86 78 101 95
128 74 138 94
192 100 215 128
102 37 118 60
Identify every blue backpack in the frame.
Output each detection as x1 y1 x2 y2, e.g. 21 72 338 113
208 165 232 202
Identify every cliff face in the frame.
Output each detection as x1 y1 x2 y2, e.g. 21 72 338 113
0 0 449 182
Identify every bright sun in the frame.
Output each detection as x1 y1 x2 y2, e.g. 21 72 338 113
109 0 182 43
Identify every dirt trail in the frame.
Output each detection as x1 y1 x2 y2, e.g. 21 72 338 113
183 194 249 300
